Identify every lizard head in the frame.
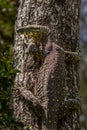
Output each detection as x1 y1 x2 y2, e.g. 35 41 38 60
17 25 50 51
17 25 51 66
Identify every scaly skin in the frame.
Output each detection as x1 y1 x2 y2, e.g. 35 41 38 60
35 37 80 130
12 25 80 130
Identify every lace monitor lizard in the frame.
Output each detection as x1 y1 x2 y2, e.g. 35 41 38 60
12 25 80 130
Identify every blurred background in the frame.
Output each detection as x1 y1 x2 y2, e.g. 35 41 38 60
0 0 87 129
80 0 87 129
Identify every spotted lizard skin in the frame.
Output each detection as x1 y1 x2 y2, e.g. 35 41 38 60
12 32 80 130
35 38 66 130
12 36 66 130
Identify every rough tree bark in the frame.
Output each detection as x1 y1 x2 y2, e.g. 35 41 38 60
11 0 81 130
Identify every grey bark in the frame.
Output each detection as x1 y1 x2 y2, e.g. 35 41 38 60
12 0 81 130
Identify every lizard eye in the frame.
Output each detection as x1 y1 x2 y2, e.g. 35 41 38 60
28 43 38 54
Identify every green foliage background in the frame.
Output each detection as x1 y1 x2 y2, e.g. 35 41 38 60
0 0 17 129
0 0 86 130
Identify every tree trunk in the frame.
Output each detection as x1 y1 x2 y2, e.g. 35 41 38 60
12 0 81 130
